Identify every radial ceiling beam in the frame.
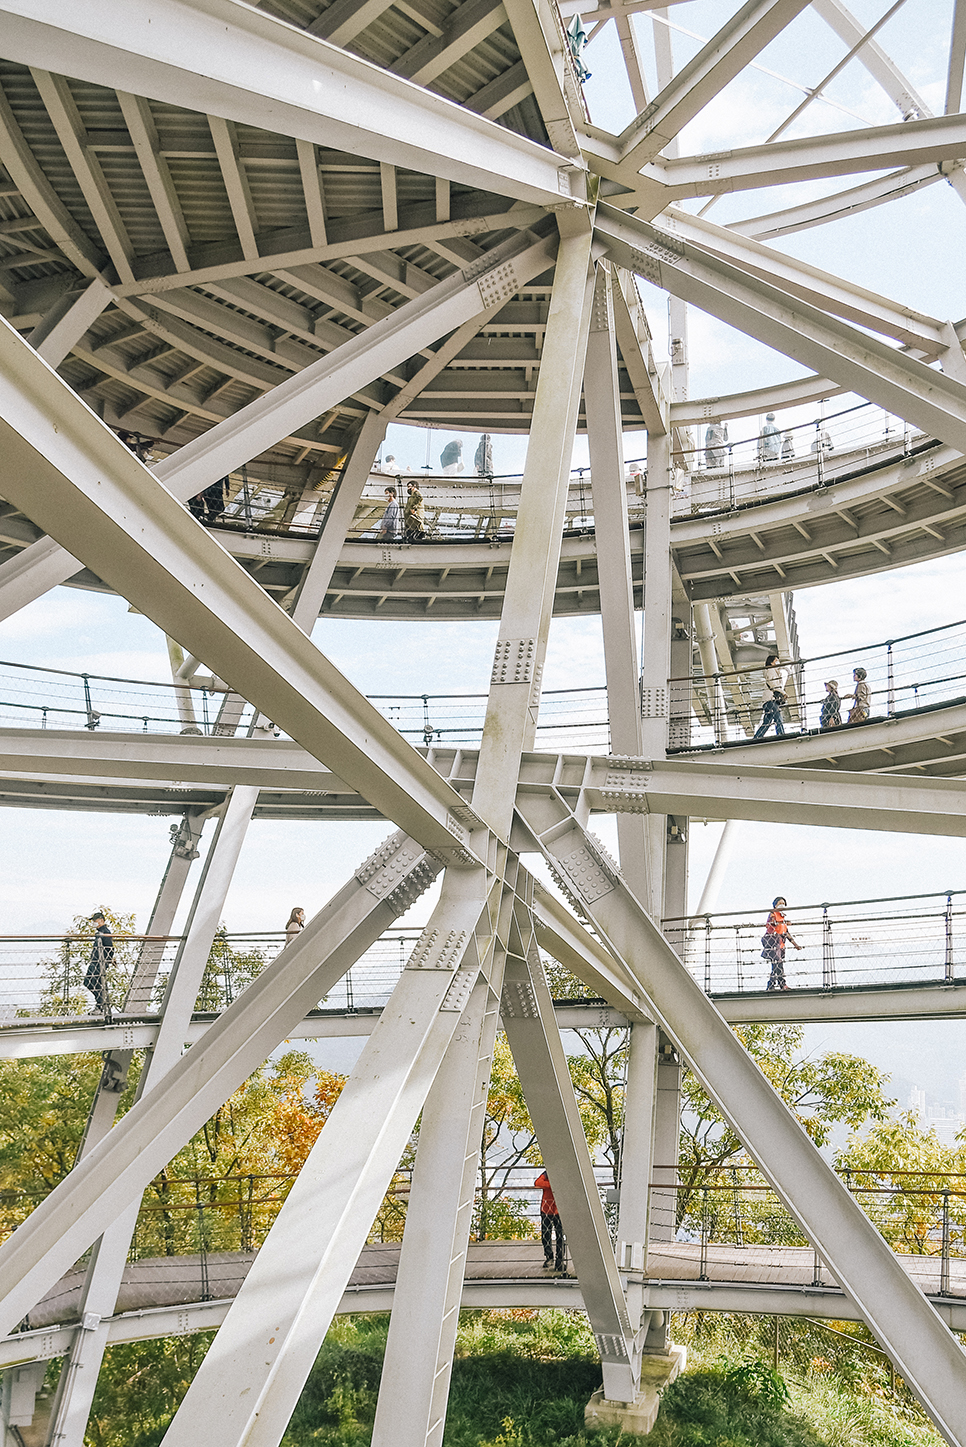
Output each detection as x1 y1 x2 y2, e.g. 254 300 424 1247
595 204 966 453
0 0 584 209
115 204 546 297
658 207 944 351
612 0 813 170
116 91 192 272
656 112 966 200
392 0 508 87
502 0 584 158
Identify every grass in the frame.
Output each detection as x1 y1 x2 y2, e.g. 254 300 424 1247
90 1308 951 1446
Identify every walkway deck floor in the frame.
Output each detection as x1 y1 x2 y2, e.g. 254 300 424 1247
22 1240 966 1331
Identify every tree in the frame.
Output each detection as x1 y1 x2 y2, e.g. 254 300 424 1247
133 1051 346 1258
676 1023 893 1235
835 1110 966 1259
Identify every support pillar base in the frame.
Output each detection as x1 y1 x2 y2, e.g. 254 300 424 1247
584 1345 687 1436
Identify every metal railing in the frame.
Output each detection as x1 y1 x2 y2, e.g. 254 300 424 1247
647 1165 966 1298
671 614 966 750
7 886 966 1025
181 401 932 544
0 928 422 1024
7 612 966 753
663 887 966 995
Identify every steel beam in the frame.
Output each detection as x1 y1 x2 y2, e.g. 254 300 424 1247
159 866 494 1447
0 317 492 859
613 0 812 171
656 206 944 351
811 0 927 120
474 228 595 827
0 230 556 620
656 113 966 199
0 0 582 208
27 278 113 367
502 920 637 1402
0 832 441 1336
596 204 966 454
515 803 966 1445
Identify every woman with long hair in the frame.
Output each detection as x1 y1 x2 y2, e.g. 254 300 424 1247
762 896 802 991
285 907 305 939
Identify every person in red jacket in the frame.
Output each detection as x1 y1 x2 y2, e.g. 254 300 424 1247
535 1170 564 1271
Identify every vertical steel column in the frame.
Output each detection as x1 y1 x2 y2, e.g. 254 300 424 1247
583 264 659 1345
502 927 637 1404
371 227 596 1447
475 228 597 794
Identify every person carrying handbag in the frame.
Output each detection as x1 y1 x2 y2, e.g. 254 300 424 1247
761 896 802 991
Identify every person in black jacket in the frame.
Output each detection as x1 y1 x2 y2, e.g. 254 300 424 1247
83 912 114 1021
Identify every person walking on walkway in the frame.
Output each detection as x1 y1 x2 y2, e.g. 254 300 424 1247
83 911 114 1021
845 666 871 724
377 487 400 541
535 1169 565 1272
754 654 787 739
404 481 426 542
285 907 305 940
762 896 802 991
820 680 842 730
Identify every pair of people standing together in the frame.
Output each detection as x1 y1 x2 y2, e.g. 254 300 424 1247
377 482 426 543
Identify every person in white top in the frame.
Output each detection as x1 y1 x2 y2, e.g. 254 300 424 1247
754 654 787 739
285 907 305 939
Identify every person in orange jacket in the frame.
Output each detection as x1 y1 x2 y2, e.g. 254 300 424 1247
535 1170 564 1271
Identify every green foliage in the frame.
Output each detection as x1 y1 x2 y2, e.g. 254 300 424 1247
88 1333 215 1447
678 1024 893 1224
92 1311 910 1447
0 1051 106 1235
650 1362 820 1447
836 1111 966 1259
673 1312 945 1447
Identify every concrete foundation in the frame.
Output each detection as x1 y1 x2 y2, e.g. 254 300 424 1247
584 1345 688 1435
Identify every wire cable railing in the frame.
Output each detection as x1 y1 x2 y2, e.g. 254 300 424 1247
5 884 966 1026
171 400 933 545
0 928 423 1024
663 887 966 996
6 612 966 754
671 614 966 750
647 1165 966 1298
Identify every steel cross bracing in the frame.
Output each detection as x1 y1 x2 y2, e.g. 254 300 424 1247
0 1 963 1443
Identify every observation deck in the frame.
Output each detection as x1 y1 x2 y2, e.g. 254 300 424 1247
1 403 962 619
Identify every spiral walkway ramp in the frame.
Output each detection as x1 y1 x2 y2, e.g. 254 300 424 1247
0 2 965 1444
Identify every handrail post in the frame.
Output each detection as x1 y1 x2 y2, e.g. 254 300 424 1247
886 640 895 717
945 892 954 983
699 1186 709 1280
822 905 835 988
704 915 712 993
941 1190 951 1296
727 444 736 510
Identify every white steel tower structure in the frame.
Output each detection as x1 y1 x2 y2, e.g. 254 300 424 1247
0 2 963 1444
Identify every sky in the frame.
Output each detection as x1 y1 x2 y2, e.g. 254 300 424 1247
2 2 965 1100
